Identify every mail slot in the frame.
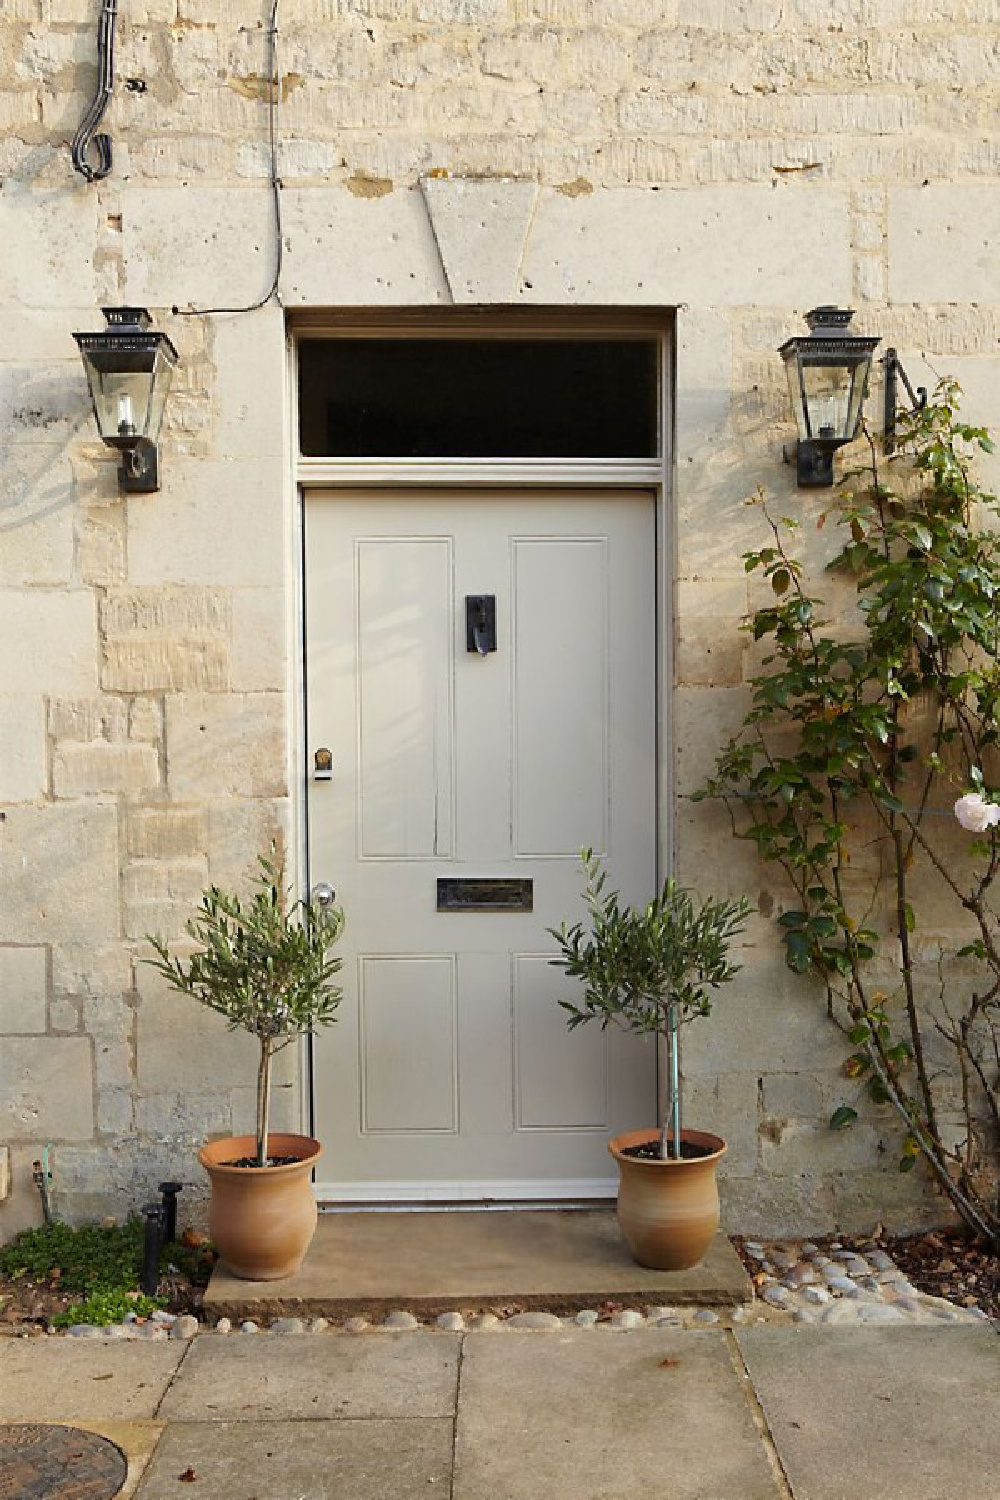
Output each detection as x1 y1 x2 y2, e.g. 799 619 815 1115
437 878 533 913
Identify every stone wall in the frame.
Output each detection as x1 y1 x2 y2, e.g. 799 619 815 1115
4 1 1000 1238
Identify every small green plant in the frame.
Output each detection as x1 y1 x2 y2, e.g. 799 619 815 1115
0 1217 145 1296
146 845 345 1167
549 850 752 1159
51 1288 165 1330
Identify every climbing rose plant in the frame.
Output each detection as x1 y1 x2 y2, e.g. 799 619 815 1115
697 380 1000 1249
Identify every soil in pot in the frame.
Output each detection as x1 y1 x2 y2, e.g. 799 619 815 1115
620 1138 716 1162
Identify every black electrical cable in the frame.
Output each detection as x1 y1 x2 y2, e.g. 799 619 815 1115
71 0 117 182
172 0 284 317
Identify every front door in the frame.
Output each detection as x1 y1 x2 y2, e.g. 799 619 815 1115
305 489 657 1201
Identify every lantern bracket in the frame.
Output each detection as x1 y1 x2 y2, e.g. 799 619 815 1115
119 438 158 494
883 348 928 456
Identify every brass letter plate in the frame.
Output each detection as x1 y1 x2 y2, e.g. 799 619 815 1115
436 878 533 913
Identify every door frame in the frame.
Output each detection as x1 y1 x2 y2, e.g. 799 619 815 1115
287 309 676 1197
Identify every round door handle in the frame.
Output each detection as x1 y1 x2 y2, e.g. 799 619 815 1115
310 882 337 908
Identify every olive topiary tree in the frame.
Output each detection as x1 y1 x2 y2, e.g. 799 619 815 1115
146 847 344 1168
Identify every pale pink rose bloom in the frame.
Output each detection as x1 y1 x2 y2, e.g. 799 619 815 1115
954 792 1000 833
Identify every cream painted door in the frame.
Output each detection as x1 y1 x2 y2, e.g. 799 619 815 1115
305 490 657 1201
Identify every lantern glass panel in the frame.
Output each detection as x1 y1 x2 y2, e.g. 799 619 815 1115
81 344 176 450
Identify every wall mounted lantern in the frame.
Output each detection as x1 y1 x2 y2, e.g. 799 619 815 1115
73 307 179 493
778 306 880 487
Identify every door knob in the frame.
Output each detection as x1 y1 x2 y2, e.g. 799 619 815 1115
310 882 337 908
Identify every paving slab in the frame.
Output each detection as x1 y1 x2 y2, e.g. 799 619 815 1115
204 1209 750 1320
454 1328 781 1500
736 1325 1000 1500
0 1343 185 1421
158 1331 460 1421
133 1419 454 1500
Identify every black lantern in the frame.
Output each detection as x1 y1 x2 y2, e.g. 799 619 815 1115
778 307 879 487
73 307 179 492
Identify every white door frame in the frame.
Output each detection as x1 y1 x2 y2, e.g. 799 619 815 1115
287 312 676 1191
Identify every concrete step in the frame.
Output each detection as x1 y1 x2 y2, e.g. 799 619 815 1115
202 1208 751 1321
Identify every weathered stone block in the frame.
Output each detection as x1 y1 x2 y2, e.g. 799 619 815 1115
282 184 449 305
48 995 80 1032
53 741 161 798
0 1036 93 1141
126 457 286 588
120 185 278 310
0 448 76 586
48 696 130 743
0 590 97 695
135 964 262 1093
128 806 208 861
207 799 288 888
101 586 232 693
0 187 99 309
0 803 120 943
136 1091 233 1141
521 184 851 306
53 944 133 1000
166 694 287 798
675 579 748 687
231 588 287 691
0 945 48 1033
0 695 45 802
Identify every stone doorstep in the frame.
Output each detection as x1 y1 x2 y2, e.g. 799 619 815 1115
202 1210 752 1322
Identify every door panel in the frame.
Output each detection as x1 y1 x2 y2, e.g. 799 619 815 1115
306 490 657 1200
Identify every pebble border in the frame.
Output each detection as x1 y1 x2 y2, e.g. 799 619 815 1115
32 1238 992 1339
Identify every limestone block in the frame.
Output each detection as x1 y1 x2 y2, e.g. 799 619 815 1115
53 742 161 798
0 695 45 802
421 177 539 303
673 684 750 797
127 457 286 588
53 944 133 1000
76 506 127 586
136 1090 233 1142
48 994 80 1032
761 1072 828 1120
211 307 287 461
923 356 1000 497
48 696 130 742
0 1036 93 1140
231 588 287 691
128 806 209 861
0 187 99 309
682 1071 759 1175
130 699 164 741
282 184 449 305
0 802 120 943
0 945 48 1033
94 1038 136 1092
675 579 748 687
720 1172 837 1239
682 923 846 1078
97 1089 135 1138
166 694 287 798
520 185 851 306
136 964 263 1093
120 185 277 310
0 361 90 448
890 185 1000 303
101 585 232 692
207 798 288 888
0 590 97 695
82 991 134 1042
0 447 76 585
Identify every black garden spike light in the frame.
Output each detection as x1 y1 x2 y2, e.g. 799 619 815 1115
778 306 880 488
74 307 179 492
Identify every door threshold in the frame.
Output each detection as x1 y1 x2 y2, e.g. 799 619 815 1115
318 1199 615 1214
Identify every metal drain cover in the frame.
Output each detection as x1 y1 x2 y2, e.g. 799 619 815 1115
0 1424 128 1500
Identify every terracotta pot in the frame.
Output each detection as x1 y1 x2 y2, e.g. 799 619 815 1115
198 1133 322 1280
609 1127 726 1271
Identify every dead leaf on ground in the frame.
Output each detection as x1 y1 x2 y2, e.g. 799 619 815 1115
659 1357 681 1368
178 1468 198 1483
